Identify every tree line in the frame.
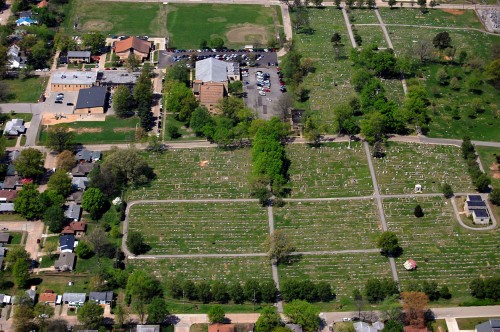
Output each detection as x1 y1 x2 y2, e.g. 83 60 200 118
461 136 491 193
281 279 335 302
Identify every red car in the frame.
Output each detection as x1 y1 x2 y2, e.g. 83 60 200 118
265 88 271 92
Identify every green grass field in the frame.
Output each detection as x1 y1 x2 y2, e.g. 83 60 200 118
164 114 199 141
371 142 475 194
128 202 268 255
477 146 500 188
63 0 166 36
287 142 373 198
384 196 499 302
39 116 139 144
128 148 252 200
379 8 483 29
3 76 47 103
348 9 380 24
166 4 277 49
274 199 382 252
354 25 388 48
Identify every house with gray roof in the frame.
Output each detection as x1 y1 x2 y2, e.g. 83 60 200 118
67 51 91 63
1 176 22 190
26 289 36 302
97 70 140 90
75 149 101 163
55 252 76 271
476 319 500 332
0 203 15 213
74 86 108 114
4 119 25 136
89 291 113 305
71 177 88 191
71 163 96 177
62 292 86 306
64 204 81 221
136 326 160 332
354 322 379 332
0 233 9 243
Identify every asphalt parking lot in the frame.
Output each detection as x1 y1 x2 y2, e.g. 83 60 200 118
244 67 284 120
41 91 79 114
158 50 278 69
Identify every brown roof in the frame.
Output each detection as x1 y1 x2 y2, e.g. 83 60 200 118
39 292 57 303
404 326 428 332
199 83 225 105
208 324 235 332
114 37 151 54
61 221 86 234
0 190 18 202
37 0 48 7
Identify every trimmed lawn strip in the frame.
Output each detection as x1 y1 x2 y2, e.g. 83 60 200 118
274 199 382 252
128 202 268 255
371 142 474 194
287 142 373 198
8 232 24 245
379 8 483 29
353 25 388 48
3 76 48 103
348 9 380 24
456 318 500 330
128 148 252 200
384 196 500 302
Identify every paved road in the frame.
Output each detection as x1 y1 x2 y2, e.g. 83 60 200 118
342 7 358 48
355 22 500 36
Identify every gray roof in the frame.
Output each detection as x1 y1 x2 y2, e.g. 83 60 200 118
0 203 15 213
71 177 88 190
4 119 25 136
195 58 228 83
67 191 83 204
89 291 113 302
51 71 97 85
62 292 86 303
64 204 81 220
0 233 9 243
9 150 21 162
226 62 240 76
97 71 140 85
473 209 489 218
0 247 6 256
26 289 36 301
476 320 500 332
354 322 378 332
75 149 101 162
71 163 95 177
68 51 91 58
55 252 76 271
1 176 21 190
136 326 160 332
76 86 107 109
286 324 303 332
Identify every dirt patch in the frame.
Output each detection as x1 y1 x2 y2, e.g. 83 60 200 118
113 127 134 133
68 127 103 134
491 163 500 178
226 25 268 44
82 19 113 31
442 9 465 15
199 160 209 167
207 17 227 23
42 114 80 125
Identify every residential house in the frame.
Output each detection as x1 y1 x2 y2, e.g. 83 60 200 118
16 17 37 26
8 44 25 69
26 289 36 302
37 0 48 8
476 319 500 332
208 324 235 332
39 291 57 304
8 150 21 162
114 37 151 61
97 70 140 91
64 204 82 222
62 292 86 306
71 177 88 191
0 294 12 306
354 322 379 332
373 322 385 331
71 163 96 177
67 191 83 204
51 71 97 92
59 235 75 253
75 149 101 163
1 176 22 190
0 233 9 244
0 245 5 269
136 326 161 332
0 203 15 213
54 252 76 271
74 86 108 114
4 119 25 136
472 209 490 224
89 291 113 305
61 221 86 238
0 190 18 203
18 10 32 18
67 51 91 64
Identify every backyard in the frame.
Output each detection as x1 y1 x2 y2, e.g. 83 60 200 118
2 76 47 103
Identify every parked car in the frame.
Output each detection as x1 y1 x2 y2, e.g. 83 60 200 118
259 91 266 96
55 100 62 104
66 102 74 106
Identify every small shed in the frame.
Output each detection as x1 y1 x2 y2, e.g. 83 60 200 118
403 259 417 270
414 184 422 193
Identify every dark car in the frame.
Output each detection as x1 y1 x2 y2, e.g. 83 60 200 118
66 102 74 106
55 100 63 104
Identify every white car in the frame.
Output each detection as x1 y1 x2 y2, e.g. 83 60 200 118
259 91 266 96
342 318 352 322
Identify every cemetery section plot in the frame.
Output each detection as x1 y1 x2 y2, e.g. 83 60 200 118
287 142 373 198
129 256 272 284
372 142 474 195
384 196 499 299
348 9 380 24
378 8 482 29
274 199 382 252
128 202 269 255
278 253 392 298
129 148 252 200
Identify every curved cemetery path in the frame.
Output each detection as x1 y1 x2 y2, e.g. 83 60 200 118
450 195 498 231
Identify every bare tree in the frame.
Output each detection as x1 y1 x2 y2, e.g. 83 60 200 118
86 226 110 266
414 40 433 63
274 94 294 121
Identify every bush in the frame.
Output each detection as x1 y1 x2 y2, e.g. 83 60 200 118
166 123 181 139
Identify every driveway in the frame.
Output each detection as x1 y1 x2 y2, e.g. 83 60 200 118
0 221 44 259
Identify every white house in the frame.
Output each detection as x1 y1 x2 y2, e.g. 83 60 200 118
4 119 25 136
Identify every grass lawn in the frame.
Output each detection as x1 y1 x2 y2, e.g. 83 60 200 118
128 148 252 200
384 196 500 303
456 318 500 330
3 76 47 103
128 202 268 255
8 232 24 245
430 319 448 332
371 142 475 194
129 256 273 284
354 25 388 48
35 274 91 295
287 142 373 198
164 114 198 141
0 213 26 222
39 255 56 268
379 8 483 29
348 9 380 24
278 253 392 299
4 137 18 147
39 116 140 144
476 146 500 188
274 199 382 252
166 4 276 49
63 0 166 36
169 302 263 315
8 113 33 122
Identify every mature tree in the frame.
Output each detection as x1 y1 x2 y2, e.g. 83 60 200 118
182 280 198 300
166 123 181 139
127 231 147 255
422 281 440 301
5 246 30 267
433 32 452 50
284 300 320 332
209 37 224 50
244 279 262 303
360 111 385 145
78 301 104 329
388 0 397 7
102 148 154 188
255 306 282 332
212 281 230 304
13 300 35 332
46 127 74 153
383 320 404 332
46 319 69 332
316 281 334 302
165 62 190 86
442 183 453 198
208 305 226 323
81 32 106 54
273 94 294 122
439 285 451 299
125 53 140 72
86 226 109 259
113 85 134 118
228 283 245 304
47 170 72 197
489 188 500 206
414 204 424 218
43 205 66 233
34 302 54 330
114 304 129 328
365 278 399 303
401 292 429 328
197 281 212 303
377 231 401 257
190 106 214 136
260 279 278 303
126 270 162 303
13 258 30 289
57 150 75 172
474 174 491 193
485 59 500 87
14 183 43 220
264 230 295 264
147 297 169 324
133 297 148 324
14 148 44 179
82 188 106 220
331 32 342 46
333 103 358 136
74 240 93 259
